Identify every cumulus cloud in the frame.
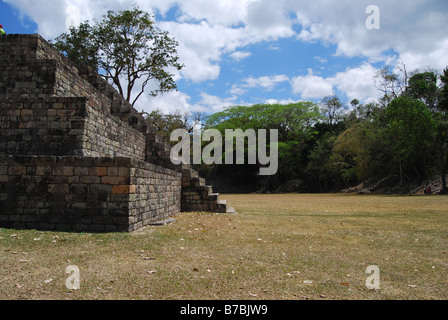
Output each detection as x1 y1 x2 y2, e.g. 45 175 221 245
291 64 382 102
199 92 238 113
159 20 249 83
176 0 250 26
243 0 296 40
229 51 252 62
135 90 201 115
291 69 334 99
265 98 302 105
290 0 448 71
332 63 382 102
244 75 290 91
231 74 290 96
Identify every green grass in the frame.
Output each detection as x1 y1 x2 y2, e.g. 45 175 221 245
1 193 447 300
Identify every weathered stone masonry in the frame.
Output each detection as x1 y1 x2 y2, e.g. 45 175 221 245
0 34 231 232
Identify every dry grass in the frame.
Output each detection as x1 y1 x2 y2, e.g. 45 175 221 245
1 193 447 300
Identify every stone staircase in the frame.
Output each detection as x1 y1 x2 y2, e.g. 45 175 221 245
181 165 235 213
145 131 234 214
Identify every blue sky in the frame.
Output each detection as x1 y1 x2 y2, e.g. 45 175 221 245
1 0 447 115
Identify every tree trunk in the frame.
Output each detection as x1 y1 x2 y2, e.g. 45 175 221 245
398 155 403 186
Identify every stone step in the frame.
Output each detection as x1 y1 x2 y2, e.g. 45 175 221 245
149 218 177 226
226 207 236 214
191 177 205 187
208 193 219 201
216 200 227 213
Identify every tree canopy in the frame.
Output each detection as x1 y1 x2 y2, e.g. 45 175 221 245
54 6 183 107
197 66 448 193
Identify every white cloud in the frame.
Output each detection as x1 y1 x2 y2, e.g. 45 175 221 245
136 90 202 115
231 74 290 95
229 51 252 62
137 90 239 115
159 20 249 83
243 0 295 40
265 98 302 105
314 56 328 64
291 64 382 102
176 0 251 26
332 63 381 102
199 92 237 113
291 69 334 99
291 0 448 71
244 75 290 90
230 85 248 96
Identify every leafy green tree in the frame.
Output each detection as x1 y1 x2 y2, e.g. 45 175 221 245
440 67 448 112
384 96 436 184
143 109 208 142
206 103 321 141
436 67 448 192
434 112 448 193
405 69 447 193
205 102 321 191
144 109 190 139
331 121 392 184
54 6 183 107
53 22 99 70
406 71 439 110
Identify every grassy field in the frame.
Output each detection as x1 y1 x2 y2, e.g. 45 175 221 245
1 193 447 300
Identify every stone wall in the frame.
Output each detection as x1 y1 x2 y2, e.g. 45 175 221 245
0 156 181 232
83 99 147 159
0 97 87 156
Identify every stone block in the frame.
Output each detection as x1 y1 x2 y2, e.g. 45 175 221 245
74 167 89 176
101 176 129 185
90 167 108 176
52 166 74 176
80 176 101 184
48 184 69 194
36 166 51 175
8 166 26 175
112 185 136 195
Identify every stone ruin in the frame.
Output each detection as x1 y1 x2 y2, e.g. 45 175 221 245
0 34 233 233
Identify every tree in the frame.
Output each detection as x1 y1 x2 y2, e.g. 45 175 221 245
320 96 345 127
144 109 200 140
436 67 448 193
385 96 436 184
439 67 448 112
306 134 339 191
406 71 439 111
405 69 447 193
205 102 321 191
374 65 407 107
54 22 100 70
54 6 184 107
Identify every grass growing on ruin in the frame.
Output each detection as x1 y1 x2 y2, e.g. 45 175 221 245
1 193 447 300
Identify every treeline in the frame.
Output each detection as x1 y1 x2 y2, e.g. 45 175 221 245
146 67 448 193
